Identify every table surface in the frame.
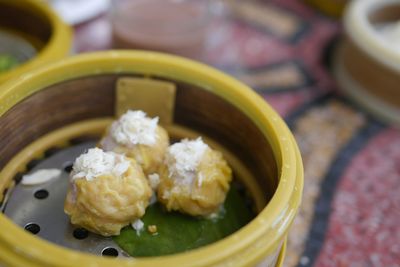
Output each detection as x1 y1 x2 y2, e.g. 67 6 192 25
73 1 400 266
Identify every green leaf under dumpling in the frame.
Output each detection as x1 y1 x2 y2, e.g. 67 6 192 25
113 185 255 257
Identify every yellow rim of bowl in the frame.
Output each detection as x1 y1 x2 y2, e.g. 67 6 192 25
0 0 72 84
305 0 347 17
0 51 303 267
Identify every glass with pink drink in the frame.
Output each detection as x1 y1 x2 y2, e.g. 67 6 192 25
111 0 211 60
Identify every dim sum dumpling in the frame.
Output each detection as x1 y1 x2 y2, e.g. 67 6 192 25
99 110 169 176
64 148 152 236
157 138 232 216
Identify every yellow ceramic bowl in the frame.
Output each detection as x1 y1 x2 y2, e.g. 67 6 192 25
0 0 72 84
0 51 303 267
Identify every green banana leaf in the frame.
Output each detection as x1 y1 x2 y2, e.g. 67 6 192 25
114 185 255 257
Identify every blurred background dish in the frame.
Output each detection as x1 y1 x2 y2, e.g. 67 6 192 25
110 0 211 60
335 0 400 126
0 0 72 84
304 0 349 17
0 31 36 73
50 0 111 25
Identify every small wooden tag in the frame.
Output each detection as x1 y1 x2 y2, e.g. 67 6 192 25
115 77 176 125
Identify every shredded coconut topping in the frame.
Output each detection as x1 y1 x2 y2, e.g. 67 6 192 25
166 137 208 184
148 173 160 190
110 110 159 146
131 219 145 236
72 148 130 181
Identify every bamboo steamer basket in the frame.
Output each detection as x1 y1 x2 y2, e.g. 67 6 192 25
0 0 72 84
0 51 303 267
335 0 400 126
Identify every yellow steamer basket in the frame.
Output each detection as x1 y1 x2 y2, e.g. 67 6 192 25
304 0 349 17
0 51 303 267
0 0 72 84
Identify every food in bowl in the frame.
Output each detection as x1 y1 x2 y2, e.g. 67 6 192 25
0 54 19 73
64 148 152 236
0 30 37 74
158 138 232 216
0 0 71 84
99 110 169 176
61 108 252 256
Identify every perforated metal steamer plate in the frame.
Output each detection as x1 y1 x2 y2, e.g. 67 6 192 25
2 141 130 258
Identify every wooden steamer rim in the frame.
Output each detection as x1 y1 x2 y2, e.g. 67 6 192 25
334 46 400 126
345 0 400 71
337 0 400 126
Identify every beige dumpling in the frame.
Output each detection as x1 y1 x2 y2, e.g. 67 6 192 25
99 110 169 176
157 138 232 216
64 148 152 236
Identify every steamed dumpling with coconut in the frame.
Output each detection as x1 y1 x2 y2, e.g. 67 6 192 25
64 148 152 236
99 110 169 176
157 138 232 216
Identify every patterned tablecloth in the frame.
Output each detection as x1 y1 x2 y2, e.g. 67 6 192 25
74 1 400 266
